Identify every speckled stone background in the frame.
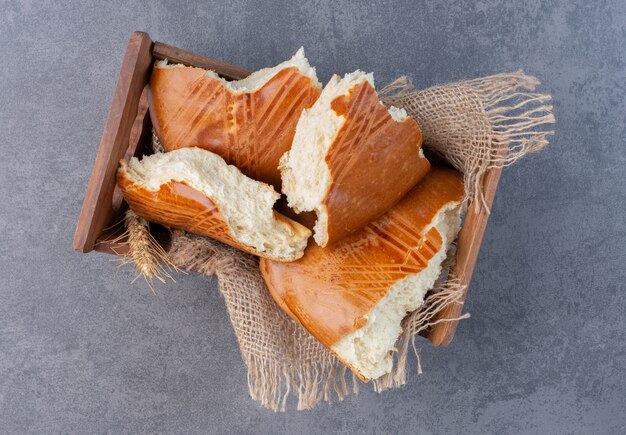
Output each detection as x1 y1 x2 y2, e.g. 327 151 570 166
1 0 624 433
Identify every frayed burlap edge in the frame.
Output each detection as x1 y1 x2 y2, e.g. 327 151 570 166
165 231 468 411
380 71 555 211
373 279 469 393
165 231 356 411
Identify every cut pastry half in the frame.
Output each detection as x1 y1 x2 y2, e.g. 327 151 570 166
149 47 322 190
117 147 311 262
279 71 430 246
261 166 464 381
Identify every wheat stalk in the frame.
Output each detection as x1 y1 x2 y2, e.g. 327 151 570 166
109 209 179 292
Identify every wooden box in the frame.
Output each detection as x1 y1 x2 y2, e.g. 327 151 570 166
73 32 503 347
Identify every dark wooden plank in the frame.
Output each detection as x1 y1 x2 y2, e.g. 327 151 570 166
153 41 251 80
428 164 504 346
73 32 154 253
110 85 151 221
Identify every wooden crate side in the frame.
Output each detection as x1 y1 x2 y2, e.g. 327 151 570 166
91 85 154 256
73 32 154 253
153 42 250 80
428 165 503 346
108 85 152 220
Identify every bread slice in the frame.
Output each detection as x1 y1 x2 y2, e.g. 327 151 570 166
261 166 464 381
279 71 430 247
149 48 322 190
117 148 311 261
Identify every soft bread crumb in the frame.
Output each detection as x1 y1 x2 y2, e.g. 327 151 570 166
280 72 371 211
122 148 311 260
387 105 408 121
156 47 321 93
330 203 462 380
279 69 410 246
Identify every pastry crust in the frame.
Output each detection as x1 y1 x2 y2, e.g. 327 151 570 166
261 166 464 380
149 50 321 190
117 148 311 262
280 73 430 246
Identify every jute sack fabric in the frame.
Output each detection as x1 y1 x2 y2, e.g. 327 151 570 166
380 71 555 210
157 71 554 411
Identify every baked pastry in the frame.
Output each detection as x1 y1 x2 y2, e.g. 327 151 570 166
261 166 464 381
117 147 311 261
149 48 321 190
279 71 430 246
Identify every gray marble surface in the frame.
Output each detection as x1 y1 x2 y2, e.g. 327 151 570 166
1 1 625 433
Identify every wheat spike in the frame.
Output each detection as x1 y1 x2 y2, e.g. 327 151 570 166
109 209 179 292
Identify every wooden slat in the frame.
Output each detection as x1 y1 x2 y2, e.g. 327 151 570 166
73 32 154 253
94 85 162 256
428 164 504 346
109 85 151 219
153 42 251 80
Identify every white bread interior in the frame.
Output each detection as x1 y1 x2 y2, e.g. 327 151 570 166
155 47 321 93
123 147 311 260
279 71 409 246
331 202 462 380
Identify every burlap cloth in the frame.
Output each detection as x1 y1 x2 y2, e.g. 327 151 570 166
157 71 554 411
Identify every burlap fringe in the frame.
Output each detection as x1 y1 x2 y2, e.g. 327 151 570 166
373 279 469 393
244 277 470 407
162 231 466 411
380 71 555 211
246 353 359 411
166 231 468 411
165 232 348 411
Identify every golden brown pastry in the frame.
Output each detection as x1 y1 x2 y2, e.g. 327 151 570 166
261 166 464 381
149 48 321 190
280 71 430 247
117 148 311 261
